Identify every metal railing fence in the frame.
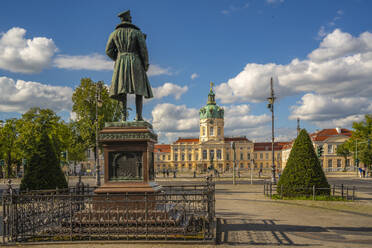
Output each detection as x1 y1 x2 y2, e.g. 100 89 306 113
2 177 215 244
264 181 356 201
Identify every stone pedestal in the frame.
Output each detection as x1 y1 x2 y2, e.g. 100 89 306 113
93 121 160 209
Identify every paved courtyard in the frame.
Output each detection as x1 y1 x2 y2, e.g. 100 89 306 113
1 174 372 247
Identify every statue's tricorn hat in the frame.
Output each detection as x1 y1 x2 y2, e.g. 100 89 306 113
118 10 131 20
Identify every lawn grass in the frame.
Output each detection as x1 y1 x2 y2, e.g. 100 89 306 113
271 194 349 201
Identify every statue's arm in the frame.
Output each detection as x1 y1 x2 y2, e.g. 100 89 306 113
137 32 149 71
105 32 117 61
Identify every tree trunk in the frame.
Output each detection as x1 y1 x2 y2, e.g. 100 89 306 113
6 150 11 178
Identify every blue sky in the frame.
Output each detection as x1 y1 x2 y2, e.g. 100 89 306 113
1 0 372 143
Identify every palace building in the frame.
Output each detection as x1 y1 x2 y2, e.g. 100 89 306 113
281 128 356 171
154 84 286 172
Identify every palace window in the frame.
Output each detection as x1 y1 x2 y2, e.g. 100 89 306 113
265 153 269 159
196 153 199 161
168 155 170 160
188 154 192 161
240 163 244 168
218 127 221 136
174 154 178 161
337 159 342 168
210 150 215 160
226 153 230 161
162 155 165 160
254 153 257 159
210 127 214 136
260 153 263 159
328 144 333 154
203 150 207 160
217 149 222 160
346 159 350 167
181 154 185 161
202 127 206 136
240 153 244 160
247 153 250 160
328 159 332 168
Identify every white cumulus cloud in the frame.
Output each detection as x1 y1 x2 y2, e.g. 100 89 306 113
0 76 73 113
151 102 271 143
191 73 199 80
215 29 372 127
0 27 57 73
147 64 172 76
54 53 113 71
152 83 188 100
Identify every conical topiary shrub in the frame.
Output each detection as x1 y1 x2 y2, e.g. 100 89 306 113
20 131 67 191
277 129 330 197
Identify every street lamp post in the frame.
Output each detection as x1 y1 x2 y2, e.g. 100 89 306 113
231 142 236 185
250 158 254 185
95 82 103 187
267 77 276 184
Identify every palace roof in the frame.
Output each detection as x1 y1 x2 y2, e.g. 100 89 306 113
254 142 290 151
310 128 352 141
154 144 171 153
174 138 199 143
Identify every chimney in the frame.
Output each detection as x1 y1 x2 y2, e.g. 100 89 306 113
336 127 341 134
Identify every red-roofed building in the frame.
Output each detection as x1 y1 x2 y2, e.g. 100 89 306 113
281 128 355 171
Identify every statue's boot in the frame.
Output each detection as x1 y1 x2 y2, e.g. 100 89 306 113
135 94 143 121
121 94 127 122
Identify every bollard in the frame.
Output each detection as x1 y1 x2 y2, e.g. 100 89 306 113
346 186 349 200
264 182 266 196
352 186 355 201
313 185 315 200
269 182 272 198
332 185 335 196
341 184 344 199
280 185 283 199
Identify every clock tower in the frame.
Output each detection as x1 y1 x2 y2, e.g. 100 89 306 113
199 82 224 142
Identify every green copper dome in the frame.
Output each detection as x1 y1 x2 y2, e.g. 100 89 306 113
199 83 224 119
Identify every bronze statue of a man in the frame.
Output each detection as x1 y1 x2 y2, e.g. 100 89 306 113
106 10 153 121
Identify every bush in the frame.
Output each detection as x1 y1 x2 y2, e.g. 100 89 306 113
277 129 330 197
20 131 67 191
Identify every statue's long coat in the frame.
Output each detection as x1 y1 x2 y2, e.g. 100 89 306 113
106 22 153 99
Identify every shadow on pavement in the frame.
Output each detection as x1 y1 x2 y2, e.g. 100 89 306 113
217 218 372 246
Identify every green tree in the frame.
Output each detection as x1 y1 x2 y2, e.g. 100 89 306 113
72 78 120 169
336 143 351 171
67 121 87 175
20 130 67 191
0 118 21 178
278 129 330 197
346 114 372 169
16 108 70 165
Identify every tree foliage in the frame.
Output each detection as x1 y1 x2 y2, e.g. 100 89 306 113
17 108 70 164
72 78 120 160
346 114 372 168
0 118 20 177
20 130 67 191
278 129 330 196
336 143 351 171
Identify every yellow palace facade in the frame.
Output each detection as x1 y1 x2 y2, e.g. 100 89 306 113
154 84 284 172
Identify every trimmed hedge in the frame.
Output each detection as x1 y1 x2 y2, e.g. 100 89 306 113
277 129 330 197
20 131 67 191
